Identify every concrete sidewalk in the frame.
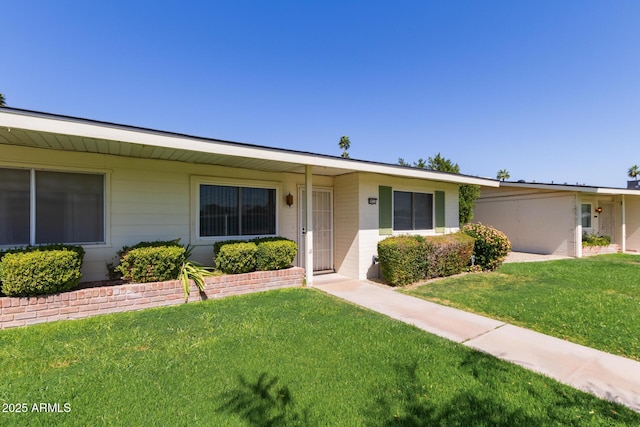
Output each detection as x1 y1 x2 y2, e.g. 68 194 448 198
313 274 640 412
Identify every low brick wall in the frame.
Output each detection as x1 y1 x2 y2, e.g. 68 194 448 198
0 267 304 330
582 244 621 256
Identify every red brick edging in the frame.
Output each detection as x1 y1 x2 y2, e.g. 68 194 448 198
0 267 305 330
582 244 621 256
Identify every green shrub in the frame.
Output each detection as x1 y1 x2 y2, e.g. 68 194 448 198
0 244 85 262
377 236 428 286
0 250 83 297
461 223 511 271
116 246 186 283
108 240 183 280
213 239 248 264
582 233 612 247
256 239 298 271
213 237 298 273
424 233 475 278
216 242 258 274
378 233 475 286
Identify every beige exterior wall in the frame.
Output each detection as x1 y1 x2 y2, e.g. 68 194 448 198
333 173 360 279
2 144 464 283
625 195 640 253
0 144 334 282
475 188 579 256
333 172 460 280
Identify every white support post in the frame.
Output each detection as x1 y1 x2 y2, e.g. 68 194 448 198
575 195 583 258
305 165 313 286
621 195 626 253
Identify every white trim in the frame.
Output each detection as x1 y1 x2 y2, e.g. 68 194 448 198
622 195 626 253
0 164 110 248
0 109 499 187
298 186 334 274
190 175 280 245
501 181 640 195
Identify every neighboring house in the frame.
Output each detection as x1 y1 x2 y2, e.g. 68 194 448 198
474 182 640 257
0 108 497 285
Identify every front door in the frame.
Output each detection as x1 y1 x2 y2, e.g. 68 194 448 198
598 202 616 241
299 188 334 272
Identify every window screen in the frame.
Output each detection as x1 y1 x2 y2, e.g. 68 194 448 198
200 184 276 237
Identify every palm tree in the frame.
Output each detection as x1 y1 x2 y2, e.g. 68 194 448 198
496 169 510 182
338 136 350 158
628 165 640 181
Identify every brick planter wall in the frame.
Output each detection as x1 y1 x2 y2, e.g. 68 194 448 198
0 267 304 330
582 244 621 256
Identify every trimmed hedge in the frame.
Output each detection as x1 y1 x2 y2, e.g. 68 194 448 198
0 249 83 297
256 240 298 271
378 236 428 286
116 246 186 283
213 239 248 261
424 233 475 279
214 237 298 274
377 233 476 286
461 223 511 271
0 243 86 262
216 242 258 274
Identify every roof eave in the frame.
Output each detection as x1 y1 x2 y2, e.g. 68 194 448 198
0 108 498 187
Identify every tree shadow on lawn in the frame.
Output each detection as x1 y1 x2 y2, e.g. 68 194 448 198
218 372 312 426
370 352 636 426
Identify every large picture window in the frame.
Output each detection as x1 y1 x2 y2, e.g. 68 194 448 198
393 191 433 231
0 168 105 246
199 184 276 237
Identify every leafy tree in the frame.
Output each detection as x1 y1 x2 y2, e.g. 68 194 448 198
496 169 510 181
427 153 459 173
398 157 428 168
0 93 5 107
338 136 351 158
628 165 639 181
457 184 481 225
398 152 480 224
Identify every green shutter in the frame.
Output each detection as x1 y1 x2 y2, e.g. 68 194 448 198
379 186 392 235
435 190 445 233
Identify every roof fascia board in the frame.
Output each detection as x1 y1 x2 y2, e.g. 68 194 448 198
500 182 640 195
0 109 498 187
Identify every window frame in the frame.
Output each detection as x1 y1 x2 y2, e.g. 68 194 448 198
392 189 435 233
0 165 109 248
581 203 592 230
191 176 279 243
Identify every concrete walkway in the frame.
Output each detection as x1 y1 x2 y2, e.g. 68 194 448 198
313 274 640 412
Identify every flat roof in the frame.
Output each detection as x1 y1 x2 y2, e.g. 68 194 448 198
0 107 498 187
500 181 640 196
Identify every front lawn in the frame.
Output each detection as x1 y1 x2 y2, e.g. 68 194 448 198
1 288 638 425
404 254 640 361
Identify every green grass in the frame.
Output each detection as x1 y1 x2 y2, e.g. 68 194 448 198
1 288 639 426
404 254 640 361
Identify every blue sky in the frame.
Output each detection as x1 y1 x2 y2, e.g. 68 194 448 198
3 1 639 187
